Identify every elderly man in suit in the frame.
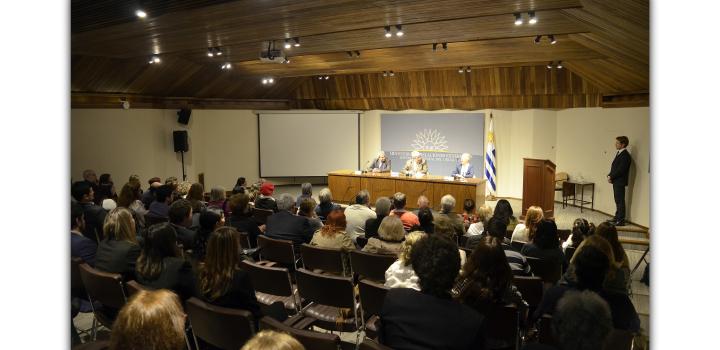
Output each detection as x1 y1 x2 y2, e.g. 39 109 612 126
367 151 392 173
265 194 313 248
451 153 475 178
403 150 428 176
607 136 632 226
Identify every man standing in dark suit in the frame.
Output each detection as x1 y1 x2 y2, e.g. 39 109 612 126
265 193 313 248
607 136 632 226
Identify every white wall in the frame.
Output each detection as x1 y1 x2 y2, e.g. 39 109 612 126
71 106 649 226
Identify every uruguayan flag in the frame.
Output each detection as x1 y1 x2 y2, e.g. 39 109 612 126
484 116 497 196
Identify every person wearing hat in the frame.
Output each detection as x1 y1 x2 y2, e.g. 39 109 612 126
403 151 428 176
254 181 279 212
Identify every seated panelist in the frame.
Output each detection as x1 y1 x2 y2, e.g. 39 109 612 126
451 153 475 178
367 151 392 173
403 151 428 176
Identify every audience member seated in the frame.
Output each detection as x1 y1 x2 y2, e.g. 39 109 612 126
297 197 323 233
255 182 279 213
365 197 392 240
413 195 435 216
344 190 377 241
433 216 467 268
81 169 100 204
511 205 544 243
175 181 192 199
295 182 313 208
385 231 425 291
521 219 567 271
487 217 531 276
193 210 224 263
117 182 149 229
95 207 141 281
523 290 613 350
135 223 196 300
147 184 174 219
265 194 313 248
315 188 341 221
232 177 247 194
109 289 187 350
141 178 162 210
228 193 264 247
563 235 628 296
562 218 594 250
462 199 477 230
531 244 640 332
72 181 107 243
97 173 117 203
389 192 419 231
494 199 519 232
71 202 97 266
168 199 196 250
207 186 231 218
240 330 305 350
363 216 405 255
197 227 264 323
436 194 465 237
310 209 356 275
414 207 434 234
379 235 485 350
466 204 493 236
454 236 528 348
186 183 207 228
594 222 631 294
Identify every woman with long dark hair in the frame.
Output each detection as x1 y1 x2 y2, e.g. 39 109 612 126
135 223 196 300
493 199 518 231
521 219 566 270
594 222 631 293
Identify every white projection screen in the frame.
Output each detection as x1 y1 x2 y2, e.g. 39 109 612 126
258 112 360 177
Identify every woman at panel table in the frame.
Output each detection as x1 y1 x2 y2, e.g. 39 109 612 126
451 153 476 178
367 151 392 173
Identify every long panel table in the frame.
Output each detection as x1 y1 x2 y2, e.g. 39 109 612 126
328 170 486 213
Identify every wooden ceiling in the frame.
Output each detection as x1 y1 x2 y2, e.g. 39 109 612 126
71 0 649 110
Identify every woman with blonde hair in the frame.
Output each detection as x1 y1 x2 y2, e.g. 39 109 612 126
466 204 493 236
110 289 187 350
385 231 426 290
95 207 141 281
362 216 405 254
240 330 305 350
510 205 544 243
594 222 631 293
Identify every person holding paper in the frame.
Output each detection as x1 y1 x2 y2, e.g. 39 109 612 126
451 153 475 178
367 151 392 173
403 150 428 176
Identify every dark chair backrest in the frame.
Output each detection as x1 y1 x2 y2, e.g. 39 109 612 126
557 229 571 242
71 257 86 297
537 314 557 345
510 240 525 252
486 304 520 349
125 280 147 298
603 329 635 350
349 250 397 283
145 214 169 226
257 235 298 266
296 268 355 309
237 231 253 249
358 279 389 321
526 256 562 285
458 234 468 247
252 208 274 225
241 260 294 298
564 246 577 261
512 276 544 316
259 316 341 350
359 338 394 350
186 297 255 350
78 263 127 309
300 243 346 276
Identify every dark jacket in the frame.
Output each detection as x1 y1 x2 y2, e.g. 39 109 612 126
315 202 340 221
521 243 567 271
79 202 107 243
380 288 486 350
171 223 197 250
228 214 262 247
198 269 262 322
608 150 632 186
254 196 279 213
95 239 141 281
71 232 98 267
265 210 313 246
136 257 196 300
364 214 386 240
148 201 170 219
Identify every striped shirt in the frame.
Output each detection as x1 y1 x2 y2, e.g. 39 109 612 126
502 243 531 275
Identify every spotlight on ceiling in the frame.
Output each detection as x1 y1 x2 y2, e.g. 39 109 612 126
442 42 448 51
528 11 537 24
355 50 360 57
152 56 160 63
318 76 323 80
432 43 438 52
215 47 222 56
549 35 557 44
382 71 388 77
262 78 268 84
268 78 274 83
547 61 553 69
395 25 404 37
284 39 292 49
557 61 563 69
221 63 232 70
458 67 464 74
293 37 300 47
207 48 214 57
324 76 330 80
466 66 471 72
389 71 395 77
135 9 147 18
534 35 542 44
384 26 392 38
514 13 523 26
347 51 353 57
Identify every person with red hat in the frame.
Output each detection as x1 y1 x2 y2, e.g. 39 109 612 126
255 181 278 212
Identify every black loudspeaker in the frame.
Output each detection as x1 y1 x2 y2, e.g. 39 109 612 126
173 130 188 152
177 108 191 125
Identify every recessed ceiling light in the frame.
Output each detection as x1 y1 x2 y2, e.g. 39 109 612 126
135 10 147 18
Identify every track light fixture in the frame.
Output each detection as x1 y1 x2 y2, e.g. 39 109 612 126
389 70 395 77
384 26 392 38
136 9 147 18
557 61 563 69
382 71 388 77
458 66 471 73
347 51 353 57
381 71 395 77
221 63 232 70
293 37 300 47
354 50 360 57
432 43 438 52
261 77 275 85
282 56 290 64
442 42 448 51
549 35 557 44
325 75 330 80
547 62 553 69
207 48 214 57
284 39 292 49
207 47 223 57
514 13 523 25
148 56 160 64
395 25 404 37
534 35 541 44
528 11 537 24
346 50 361 58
